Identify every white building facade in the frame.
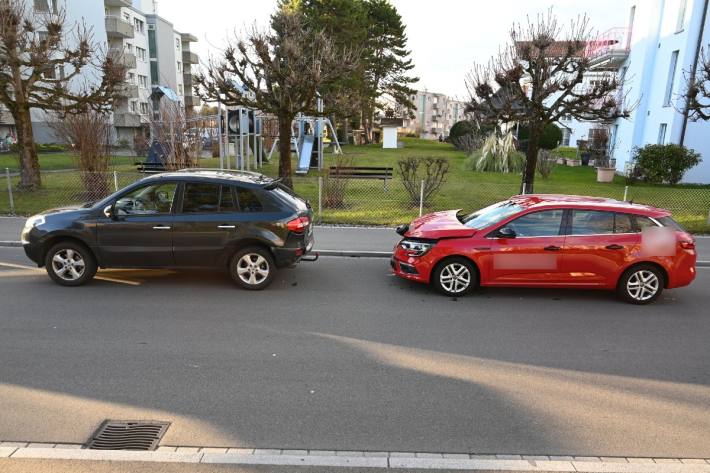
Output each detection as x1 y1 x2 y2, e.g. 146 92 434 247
400 91 468 140
600 0 710 183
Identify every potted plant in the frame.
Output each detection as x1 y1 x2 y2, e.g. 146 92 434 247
595 154 616 182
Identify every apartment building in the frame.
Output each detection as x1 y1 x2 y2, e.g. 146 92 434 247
595 0 710 183
399 91 468 140
25 0 199 144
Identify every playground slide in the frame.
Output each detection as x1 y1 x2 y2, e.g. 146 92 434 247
296 135 314 174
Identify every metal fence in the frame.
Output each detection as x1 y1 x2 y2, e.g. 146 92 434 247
2 168 710 232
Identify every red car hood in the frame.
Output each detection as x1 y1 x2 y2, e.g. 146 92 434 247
405 209 476 239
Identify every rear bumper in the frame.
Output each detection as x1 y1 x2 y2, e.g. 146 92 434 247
273 232 314 268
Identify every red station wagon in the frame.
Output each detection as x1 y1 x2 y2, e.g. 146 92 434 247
391 195 697 304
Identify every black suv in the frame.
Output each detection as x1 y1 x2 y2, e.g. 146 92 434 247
21 170 314 290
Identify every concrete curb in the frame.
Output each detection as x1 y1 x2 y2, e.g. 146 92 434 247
1 444 710 471
0 240 21 247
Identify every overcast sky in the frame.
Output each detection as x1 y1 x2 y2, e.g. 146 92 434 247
156 0 628 99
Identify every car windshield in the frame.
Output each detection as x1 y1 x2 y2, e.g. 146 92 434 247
459 201 524 230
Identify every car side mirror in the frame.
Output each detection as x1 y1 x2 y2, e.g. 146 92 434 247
103 204 118 220
496 227 516 239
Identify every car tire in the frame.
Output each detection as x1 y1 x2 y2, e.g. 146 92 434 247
617 264 664 305
432 257 478 297
44 241 97 287
229 246 276 290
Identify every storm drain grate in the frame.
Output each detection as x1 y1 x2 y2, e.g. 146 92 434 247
86 420 171 451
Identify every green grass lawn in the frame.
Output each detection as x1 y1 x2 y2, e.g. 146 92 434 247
0 152 137 171
1 138 709 233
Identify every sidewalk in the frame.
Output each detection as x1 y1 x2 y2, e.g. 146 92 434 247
2 217 709 263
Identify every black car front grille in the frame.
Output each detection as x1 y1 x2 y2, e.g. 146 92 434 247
398 262 419 275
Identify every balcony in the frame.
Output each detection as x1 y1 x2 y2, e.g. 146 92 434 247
586 27 631 71
105 16 134 39
183 72 198 89
113 112 141 128
109 49 136 69
116 83 139 98
184 95 201 107
182 51 199 64
104 0 132 6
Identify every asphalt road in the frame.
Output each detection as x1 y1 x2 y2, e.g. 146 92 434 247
1 246 710 459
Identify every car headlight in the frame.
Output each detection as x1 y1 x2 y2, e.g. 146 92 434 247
24 215 46 230
399 238 435 257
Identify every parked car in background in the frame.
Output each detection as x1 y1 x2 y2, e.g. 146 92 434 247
392 195 696 304
21 170 314 289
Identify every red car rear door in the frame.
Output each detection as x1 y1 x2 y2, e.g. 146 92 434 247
561 210 640 287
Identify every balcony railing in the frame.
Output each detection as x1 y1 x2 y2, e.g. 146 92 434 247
114 112 141 128
586 27 631 69
104 0 132 7
184 95 201 107
116 83 139 98
182 51 199 64
108 49 136 69
183 72 198 88
105 16 134 39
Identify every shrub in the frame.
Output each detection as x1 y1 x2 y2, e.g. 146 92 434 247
397 157 450 207
536 150 555 178
473 131 524 173
631 144 701 185
323 154 354 208
449 120 475 141
518 123 563 150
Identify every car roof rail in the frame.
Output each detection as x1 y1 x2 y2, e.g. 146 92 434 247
174 168 266 177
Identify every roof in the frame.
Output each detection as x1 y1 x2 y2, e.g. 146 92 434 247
509 194 669 216
140 170 275 187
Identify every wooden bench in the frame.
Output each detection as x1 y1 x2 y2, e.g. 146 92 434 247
328 166 394 190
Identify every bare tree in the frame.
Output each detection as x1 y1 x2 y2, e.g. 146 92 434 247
686 47 710 121
50 111 112 200
466 11 629 193
196 9 358 188
151 99 201 170
0 0 125 190
398 157 450 207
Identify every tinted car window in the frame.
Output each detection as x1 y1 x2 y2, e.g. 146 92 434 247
571 210 614 235
505 209 564 237
614 213 635 233
116 182 177 215
657 216 685 231
182 183 237 213
236 187 264 212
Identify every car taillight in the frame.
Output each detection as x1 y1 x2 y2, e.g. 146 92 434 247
679 240 695 250
287 216 310 233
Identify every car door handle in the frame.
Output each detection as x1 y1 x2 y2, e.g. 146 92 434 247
605 244 624 250
152 225 171 230
217 224 236 229
544 245 561 251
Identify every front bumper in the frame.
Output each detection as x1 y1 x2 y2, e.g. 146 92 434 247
391 245 434 283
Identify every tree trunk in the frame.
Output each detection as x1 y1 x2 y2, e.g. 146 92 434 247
521 124 542 194
278 114 294 189
14 105 41 190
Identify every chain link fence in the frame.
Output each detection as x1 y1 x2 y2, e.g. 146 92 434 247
2 168 710 233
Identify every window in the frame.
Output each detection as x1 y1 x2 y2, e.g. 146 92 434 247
561 128 571 146
130 101 137 113
614 213 635 233
676 0 687 32
504 209 565 237
124 42 133 53
127 72 135 84
177 61 182 73
236 187 264 212
123 12 130 23
139 102 149 115
664 50 679 106
175 38 181 50
34 0 56 13
134 18 144 34
138 75 148 88
181 184 236 213
658 123 667 144
571 210 615 235
178 84 184 95
635 216 659 231
135 46 146 61
115 183 177 215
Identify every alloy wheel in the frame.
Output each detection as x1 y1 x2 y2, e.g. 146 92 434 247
51 248 86 282
236 253 270 286
626 269 660 302
439 262 471 294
